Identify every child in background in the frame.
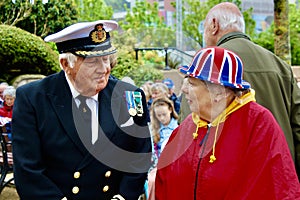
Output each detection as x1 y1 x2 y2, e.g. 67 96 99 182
151 96 179 157
146 96 179 200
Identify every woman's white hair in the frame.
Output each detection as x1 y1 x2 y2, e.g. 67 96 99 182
3 86 16 98
59 53 78 69
206 5 245 33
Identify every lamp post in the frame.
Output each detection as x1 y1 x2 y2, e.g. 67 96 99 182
134 44 139 61
164 43 170 70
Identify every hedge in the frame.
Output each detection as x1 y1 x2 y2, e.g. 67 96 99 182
0 25 60 83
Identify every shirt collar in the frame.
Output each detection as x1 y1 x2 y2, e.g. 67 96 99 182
216 32 251 46
160 118 178 130
64 71 98 101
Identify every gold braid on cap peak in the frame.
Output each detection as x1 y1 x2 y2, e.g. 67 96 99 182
75 46 116 57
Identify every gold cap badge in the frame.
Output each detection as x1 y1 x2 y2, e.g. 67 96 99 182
90 23 107 43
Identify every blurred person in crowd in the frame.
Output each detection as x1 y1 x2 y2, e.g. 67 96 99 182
147 82 169 111
0 82 9 108
177 77 191 124
162 78 181 114
155 47 300 199
0 86 16 140
141 81 153 123
203 2 300 178
140 81 153 104
0 86 16 119
12 20 151 200
121 76 135 86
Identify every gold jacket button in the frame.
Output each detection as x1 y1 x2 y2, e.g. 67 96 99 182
105 171 111 178
103 185 109 192
72 186 79 194
74 172 80 179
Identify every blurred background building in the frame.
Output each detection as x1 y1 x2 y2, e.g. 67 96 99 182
110 0 298 33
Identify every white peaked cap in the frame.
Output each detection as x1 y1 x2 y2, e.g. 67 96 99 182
44 20 119 57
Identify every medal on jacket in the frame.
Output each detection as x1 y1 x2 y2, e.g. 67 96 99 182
125 91 137 116
125 91 144 117
132 91 143 116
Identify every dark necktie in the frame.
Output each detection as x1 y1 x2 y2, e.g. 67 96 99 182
77 95 92 121
77 95 92 147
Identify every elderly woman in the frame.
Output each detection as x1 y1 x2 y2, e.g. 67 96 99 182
0 86 16 119
155 47 300 199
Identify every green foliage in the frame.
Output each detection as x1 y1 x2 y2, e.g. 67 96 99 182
0 0 31 25
181 0 206 46
111 0 176 85
130 65 164 87
1 0 78 37
0 25 60 83
74 0 113 22
121 0 166 30
168 54 182 69
143 51 164 68
242 7 256 37
104 0 129 12
178 0 255 46
119 0 176 47
252 24 275 51
111 52 164 87
112 29 164 87
253 4 300 65
289 4 300 65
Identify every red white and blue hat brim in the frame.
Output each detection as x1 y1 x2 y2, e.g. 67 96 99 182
180 65 251 89
179 47 251 89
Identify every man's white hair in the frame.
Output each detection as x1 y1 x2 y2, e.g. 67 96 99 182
206 6 245 33
59 53 78 69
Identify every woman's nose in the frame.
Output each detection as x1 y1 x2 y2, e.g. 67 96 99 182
181 85 188 94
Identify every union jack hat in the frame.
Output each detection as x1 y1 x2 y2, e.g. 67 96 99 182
180 47 250 89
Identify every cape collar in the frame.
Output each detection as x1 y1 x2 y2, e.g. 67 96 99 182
192 89 256 128
191 89 256 163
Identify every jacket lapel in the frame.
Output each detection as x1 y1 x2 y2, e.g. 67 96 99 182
76 80 123 170
48 71 88 155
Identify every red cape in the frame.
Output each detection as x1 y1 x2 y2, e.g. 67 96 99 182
155 102 300 200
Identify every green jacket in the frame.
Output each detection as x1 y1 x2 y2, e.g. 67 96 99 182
217 32 300 178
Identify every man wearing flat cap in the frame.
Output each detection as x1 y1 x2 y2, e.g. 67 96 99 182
12 20 152 200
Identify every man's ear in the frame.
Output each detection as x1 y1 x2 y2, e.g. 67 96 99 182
60 58 69 71
211 18 220 35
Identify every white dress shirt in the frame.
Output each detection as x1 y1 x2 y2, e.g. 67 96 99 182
65 73 99 144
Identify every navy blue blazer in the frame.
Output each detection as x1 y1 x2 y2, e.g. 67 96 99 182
12 71 152 200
